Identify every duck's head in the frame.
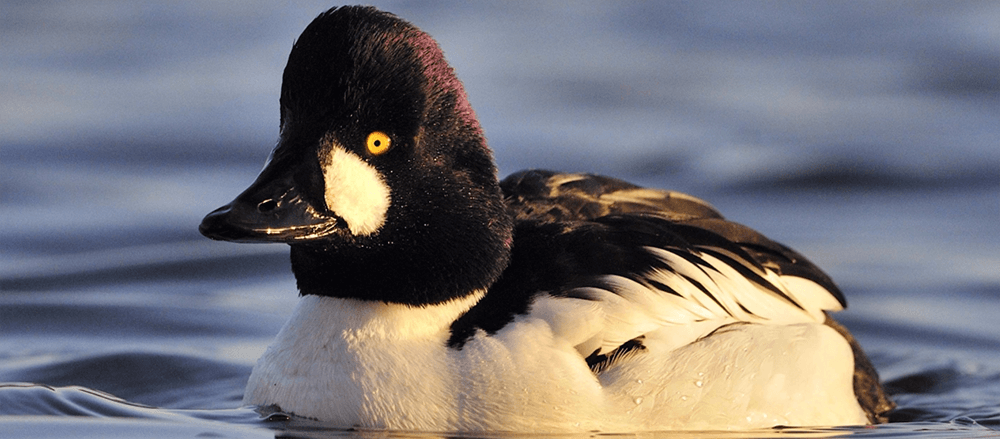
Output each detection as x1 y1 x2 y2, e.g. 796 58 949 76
200 6 512 305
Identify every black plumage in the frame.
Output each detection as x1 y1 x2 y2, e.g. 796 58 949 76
449 170 845 348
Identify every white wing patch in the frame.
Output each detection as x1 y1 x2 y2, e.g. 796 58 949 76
320 142 391 236
538 246 843 359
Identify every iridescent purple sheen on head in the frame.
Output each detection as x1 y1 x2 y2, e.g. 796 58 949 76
406 31 480 135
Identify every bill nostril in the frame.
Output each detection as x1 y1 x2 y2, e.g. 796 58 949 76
258 199 278 213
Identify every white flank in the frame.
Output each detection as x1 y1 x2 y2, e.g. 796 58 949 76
320 142 391 235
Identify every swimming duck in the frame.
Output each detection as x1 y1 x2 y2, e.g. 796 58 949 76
199 5 893 432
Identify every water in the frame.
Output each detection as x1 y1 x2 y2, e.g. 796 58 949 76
2 1 998 438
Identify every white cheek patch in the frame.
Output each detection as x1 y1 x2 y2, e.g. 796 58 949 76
320 144 392 236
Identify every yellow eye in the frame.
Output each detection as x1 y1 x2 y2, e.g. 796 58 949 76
366 131 391 155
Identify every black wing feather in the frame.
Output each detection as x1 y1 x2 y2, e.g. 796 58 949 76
448 169 845 350
501 169 723 222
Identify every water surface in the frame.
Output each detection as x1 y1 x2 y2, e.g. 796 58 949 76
2 1 999 438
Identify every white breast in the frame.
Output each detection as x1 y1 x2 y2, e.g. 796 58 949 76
243 294 473 428
243 293 607 431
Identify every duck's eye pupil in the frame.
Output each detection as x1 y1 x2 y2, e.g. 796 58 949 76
366 131 391 155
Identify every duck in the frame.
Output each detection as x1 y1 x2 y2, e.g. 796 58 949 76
199 5 893 433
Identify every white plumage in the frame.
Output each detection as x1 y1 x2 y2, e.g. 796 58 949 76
244 286 866 432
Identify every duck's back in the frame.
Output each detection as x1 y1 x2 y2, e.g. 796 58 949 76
500 169 843 298
501 169 724 223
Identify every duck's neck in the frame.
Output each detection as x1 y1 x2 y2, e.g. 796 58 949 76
290 234 505 305
289 193 513 305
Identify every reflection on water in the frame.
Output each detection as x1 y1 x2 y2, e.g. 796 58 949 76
2 1 999 438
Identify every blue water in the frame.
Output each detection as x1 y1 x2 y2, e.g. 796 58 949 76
2 1 998 438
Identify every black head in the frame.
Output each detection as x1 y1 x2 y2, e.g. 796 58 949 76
200 6 512 305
